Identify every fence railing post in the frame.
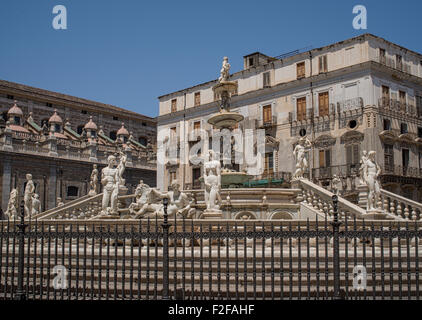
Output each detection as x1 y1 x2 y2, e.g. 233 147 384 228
162 197 170 300
331 195 343 300
14 202 28 300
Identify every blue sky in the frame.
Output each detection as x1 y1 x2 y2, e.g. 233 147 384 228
0 0 421 118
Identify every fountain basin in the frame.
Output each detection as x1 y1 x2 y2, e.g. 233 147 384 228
207 111 244 130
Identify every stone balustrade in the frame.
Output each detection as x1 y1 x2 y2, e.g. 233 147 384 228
381 189 422 221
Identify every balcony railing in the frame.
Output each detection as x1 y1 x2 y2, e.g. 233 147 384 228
382 165 422 179
337 97 364 113
312 164 360 180
378 97 417 116
373 55 412 74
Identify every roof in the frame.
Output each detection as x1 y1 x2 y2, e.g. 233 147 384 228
49 110 63 124
0 79 156 124
7 101 23 116
84 116 98 131
157 33 422 100
9 124 29 133
117 123 129 136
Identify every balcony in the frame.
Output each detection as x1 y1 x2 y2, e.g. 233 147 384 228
337 97 364 113
382 165 422 179
312 164 360 181
258 115 277 128
374 55 412 75
245 171 292 188
378 97 417 116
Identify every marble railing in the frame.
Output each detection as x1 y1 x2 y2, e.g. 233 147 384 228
381 189 422 221
33 194 93 220
298 179 366 220
39 193 103 220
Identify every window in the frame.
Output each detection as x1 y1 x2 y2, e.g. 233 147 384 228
319 55 328 73
81 110 87 115
384 144 394 171
193 121 201 130
402 149 410 168
318 92 329 117
77 125 84 135
169 171 177 185
399 91 406 111
297 62 305 79
296 97 307 121
113 116 118 121
382 86 390 100
41 119 49 128
263 72 271 88
379 48 386 64
400 123 408 134
319 149 331 168
109 131 117 140
7 95 14 100
346 144 360 165
383 119 391 131
264 153 274 174
139 137 147 146
54 124 61 132
46 102 53 108
396 55 403 70
1 112 7 122
171 99 177 113
194 92 201 107
418 127 422 139
67 186 78 197
192 168 201 188
142 122 147 126
417 96 422 117
262 105 272 124
13 116 20 125
249 57 254 68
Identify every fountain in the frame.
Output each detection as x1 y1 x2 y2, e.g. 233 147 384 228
208 57 252 188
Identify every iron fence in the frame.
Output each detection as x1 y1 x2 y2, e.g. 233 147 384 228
1 199 422 300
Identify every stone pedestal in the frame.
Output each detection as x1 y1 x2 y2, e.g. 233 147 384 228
202 209 223 220
361 209 390 220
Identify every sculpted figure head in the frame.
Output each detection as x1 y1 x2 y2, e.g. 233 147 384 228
171 180 180 192
107 155 117 167
26 173 32 180
368 151 376 161
208 149 217 161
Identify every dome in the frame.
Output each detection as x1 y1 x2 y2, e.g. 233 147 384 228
84 116 98 131
7 101 23 117
49 109 63 124
117 123 129 136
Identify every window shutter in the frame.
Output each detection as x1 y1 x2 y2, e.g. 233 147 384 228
325 149 331 167
346 145 352 165
319 150 325 168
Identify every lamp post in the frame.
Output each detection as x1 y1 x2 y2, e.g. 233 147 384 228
162 197 170 300
14 201 27 300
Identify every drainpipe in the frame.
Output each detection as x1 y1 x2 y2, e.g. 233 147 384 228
309 51 315 181
182 92 186 190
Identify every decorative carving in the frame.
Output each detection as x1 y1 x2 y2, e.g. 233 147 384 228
313 135 336 149
5 188 18 219
24 173 35 217
362 151 382 211
204 150 222 212
32 194 41 215
340 130 364 145
88 164 98 196
218 57 231 83
100 153 126 216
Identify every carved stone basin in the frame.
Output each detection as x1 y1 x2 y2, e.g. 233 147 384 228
207 111 244 130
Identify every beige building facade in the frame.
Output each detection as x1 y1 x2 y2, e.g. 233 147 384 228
157 34 422 202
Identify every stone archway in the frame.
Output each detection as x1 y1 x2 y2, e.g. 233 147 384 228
269 211 294 220
234 211 257 220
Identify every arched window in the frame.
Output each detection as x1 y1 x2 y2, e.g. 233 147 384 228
109 131 117 141
138 137 147 147
2 112 8 122
54 124 61 132
77 125 84 135
67 186 78 197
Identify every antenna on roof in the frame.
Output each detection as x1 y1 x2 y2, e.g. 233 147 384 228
274 46 313 60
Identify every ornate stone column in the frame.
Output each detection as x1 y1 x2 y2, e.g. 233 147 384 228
1 157 12 212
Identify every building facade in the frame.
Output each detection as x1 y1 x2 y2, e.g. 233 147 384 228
0 80 157 213
157 34 422 202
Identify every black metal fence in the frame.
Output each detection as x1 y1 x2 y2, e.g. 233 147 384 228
1 199 422 300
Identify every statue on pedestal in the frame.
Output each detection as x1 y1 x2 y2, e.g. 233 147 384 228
57 197 65 207
32 194 41 215
331 175 342 195
292 137 312 180
100 153 126 216
24 174 35 216
129 180 152 216
204 150 222 212
88 164 98 196
5 188 18 219
363 151 382 211
218 57 231 83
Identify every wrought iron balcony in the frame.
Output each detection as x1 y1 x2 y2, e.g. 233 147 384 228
312 164 360 180
382 165 422 179
337 97 364 113
378 97 417 116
